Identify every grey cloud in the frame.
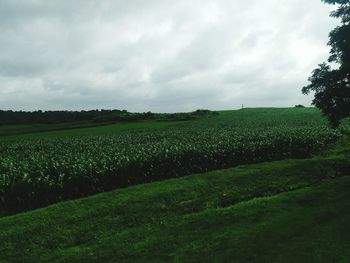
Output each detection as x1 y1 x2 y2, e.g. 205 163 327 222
0 0 339 112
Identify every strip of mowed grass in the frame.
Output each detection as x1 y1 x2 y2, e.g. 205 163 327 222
0 143 349 263
0 122 102 136
0 120 187 141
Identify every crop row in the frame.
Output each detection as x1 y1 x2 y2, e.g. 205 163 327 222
0 124 341 215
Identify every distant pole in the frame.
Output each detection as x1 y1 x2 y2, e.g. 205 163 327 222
241 104 244 110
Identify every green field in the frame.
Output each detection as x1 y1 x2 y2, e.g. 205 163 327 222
1 133 350 262
0 119 187 140
1 107 349 262
0 108 340 215
0 108 331 140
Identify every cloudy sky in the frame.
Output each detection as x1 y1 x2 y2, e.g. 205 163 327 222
0 0 339 112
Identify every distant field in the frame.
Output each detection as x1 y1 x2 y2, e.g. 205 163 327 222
0 121 113 137
0 120 187 140
0 107 328 139
0 108 341 215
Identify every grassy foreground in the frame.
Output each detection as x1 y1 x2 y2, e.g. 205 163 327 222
0 136 350 262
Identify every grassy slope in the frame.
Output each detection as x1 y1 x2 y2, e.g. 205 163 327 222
1 136 349 262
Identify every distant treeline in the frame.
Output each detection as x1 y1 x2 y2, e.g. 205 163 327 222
0 109 215 125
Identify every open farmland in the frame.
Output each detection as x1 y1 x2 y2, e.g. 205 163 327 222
1 125 350 263
2 0 349 260
0 108 341 215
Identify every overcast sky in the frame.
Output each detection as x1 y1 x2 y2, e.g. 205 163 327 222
0 0 339 112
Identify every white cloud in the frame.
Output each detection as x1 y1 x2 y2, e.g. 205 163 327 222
0 0 339 112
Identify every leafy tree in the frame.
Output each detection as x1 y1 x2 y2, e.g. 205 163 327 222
302 0 350 127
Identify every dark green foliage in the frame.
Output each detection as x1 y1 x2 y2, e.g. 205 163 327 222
303 63 350 126
0 109 126 125
160 110 218 121
0 109 215 125
303 0 350 126
0 109 341 215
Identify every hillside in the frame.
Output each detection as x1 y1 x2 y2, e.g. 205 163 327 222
0 108 349 262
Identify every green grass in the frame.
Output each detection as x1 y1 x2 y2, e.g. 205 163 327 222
0 120 187 141
0 135 349 262
0 122 102 137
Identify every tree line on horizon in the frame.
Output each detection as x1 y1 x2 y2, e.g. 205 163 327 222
0 109 214 125
0 109 132 125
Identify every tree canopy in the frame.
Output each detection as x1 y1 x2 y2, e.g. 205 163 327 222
302 0 350 127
